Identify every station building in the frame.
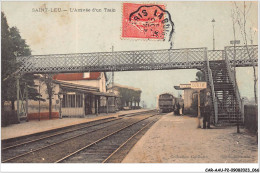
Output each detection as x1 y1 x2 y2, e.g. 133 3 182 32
26 72 117 120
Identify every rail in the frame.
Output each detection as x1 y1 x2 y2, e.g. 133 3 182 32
2 118 121 151
102 117 158 163
2 110 157 163
56 113 158 163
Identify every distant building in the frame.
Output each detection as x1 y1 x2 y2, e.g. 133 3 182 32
174 82 210 114
174 84 197 114
107 83 142 110
24 72 117 120
183 89 196 111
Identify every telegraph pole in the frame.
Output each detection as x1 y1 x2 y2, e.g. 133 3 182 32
198 90 201 128
112 46 114 92
211 19 216 50
112 46 115 111
38 81 41 121
250 27 254 45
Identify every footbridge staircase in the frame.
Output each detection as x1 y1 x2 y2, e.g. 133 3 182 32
206 46 257 124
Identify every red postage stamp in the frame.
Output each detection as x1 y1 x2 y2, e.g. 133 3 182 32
122 3 173 41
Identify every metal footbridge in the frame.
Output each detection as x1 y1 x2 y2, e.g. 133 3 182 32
18 45 257 74
16 45 258 124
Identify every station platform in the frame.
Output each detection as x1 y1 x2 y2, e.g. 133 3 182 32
1 109 148 140
122 113 258 163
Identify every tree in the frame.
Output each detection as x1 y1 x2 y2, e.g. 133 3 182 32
231 7 241 133
41 74 55 119
132 90 142 108
10 27 43 107
1 12 42 112
233 2 258 134
117 87 142 109
1 12 18 110
118 87 127 108
135 90 142 107
195 70 205 81
129 89 135 108
233 2 257 105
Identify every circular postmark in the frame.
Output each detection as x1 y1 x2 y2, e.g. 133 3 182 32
122 3 175 48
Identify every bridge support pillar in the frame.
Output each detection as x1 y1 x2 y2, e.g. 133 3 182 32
106 97 108 114
197 90 201 128
25 83 28 122
16 76 20 123
82 94 85 117
96 96 99 115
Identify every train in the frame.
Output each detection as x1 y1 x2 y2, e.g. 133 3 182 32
157 93 184 113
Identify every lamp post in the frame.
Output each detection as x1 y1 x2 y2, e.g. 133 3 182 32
211 19 216 50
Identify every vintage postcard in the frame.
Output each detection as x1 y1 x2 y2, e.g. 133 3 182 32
1 1 258 172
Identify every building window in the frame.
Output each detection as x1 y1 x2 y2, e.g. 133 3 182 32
76 94 83 107
62 93 83 108
70 95 75 107
83 72 90 78
67 95 71 107
62 94 66 107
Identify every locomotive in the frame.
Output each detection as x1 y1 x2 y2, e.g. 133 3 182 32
157 93 184 113
157 93 175 113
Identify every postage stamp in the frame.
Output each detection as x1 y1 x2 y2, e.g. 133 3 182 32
122 3 174 46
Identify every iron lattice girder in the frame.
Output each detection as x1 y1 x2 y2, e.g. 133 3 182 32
225 45 258 67
17 45 258 74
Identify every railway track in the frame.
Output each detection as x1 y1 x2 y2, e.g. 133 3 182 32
2 110 159 163
2 117 121 150
58 114 160 163
2 110 155 149
2 116 117 149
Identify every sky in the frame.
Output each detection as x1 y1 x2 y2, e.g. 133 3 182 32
2 1 258 107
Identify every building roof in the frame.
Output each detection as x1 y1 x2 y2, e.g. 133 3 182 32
55 80 99 91
157 92 177 98
107 83 141 91
55 80 117 97
53 72 101 81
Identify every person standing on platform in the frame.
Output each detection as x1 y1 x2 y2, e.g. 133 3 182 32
182 103 184 115
176 102 180 115
202 91 212 129
179 105 183 115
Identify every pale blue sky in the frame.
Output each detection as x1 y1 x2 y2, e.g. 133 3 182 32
2 1 258 107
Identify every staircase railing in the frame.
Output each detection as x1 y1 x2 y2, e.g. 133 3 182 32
224 49 243 122
205 50 218 124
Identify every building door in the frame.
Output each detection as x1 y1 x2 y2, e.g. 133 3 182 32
94 96 100 114
85 94 92 114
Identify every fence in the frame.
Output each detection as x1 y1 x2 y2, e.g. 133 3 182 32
244 105 258 133
1 110 19 127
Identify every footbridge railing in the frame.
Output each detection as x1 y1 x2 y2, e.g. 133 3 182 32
17 48 207 74
17 46 257 74
205 50 219 124
225 45 258 67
